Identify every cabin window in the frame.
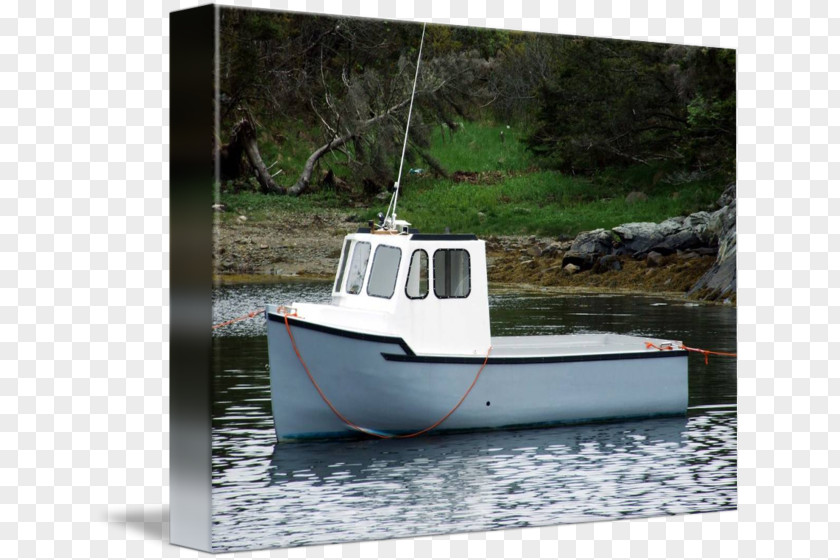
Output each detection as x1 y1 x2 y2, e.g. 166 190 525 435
367 245 402 299
344 241 371 295
333 239 352 293
405 249 428 299
433 249 471 298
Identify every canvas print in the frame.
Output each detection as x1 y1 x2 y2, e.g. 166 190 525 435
171 4 736 552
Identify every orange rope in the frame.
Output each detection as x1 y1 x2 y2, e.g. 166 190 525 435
679 343 737 365
645 341 737 365
283 311 492 439
212 308 264 330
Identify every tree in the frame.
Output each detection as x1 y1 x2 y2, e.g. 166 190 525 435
217 11 495 196
524 38 735 177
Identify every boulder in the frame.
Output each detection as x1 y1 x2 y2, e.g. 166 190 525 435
563 228 614 270
646 251 664 267
563 263 580 275
526 245 542 258
612 222 661 254
613 216 707 256
684 211 714 244
593 254 622 274
542 242 565 257
569 228 614 255
689 183 737 301
562 252 595 270
717 182 736 208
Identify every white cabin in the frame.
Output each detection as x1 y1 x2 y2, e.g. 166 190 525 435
288 230 491 356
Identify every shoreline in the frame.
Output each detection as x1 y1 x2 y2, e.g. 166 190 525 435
215 272 708 303
213 220 736 305
214 211 733 305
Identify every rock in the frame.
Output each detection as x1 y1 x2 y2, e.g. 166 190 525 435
562 252 595 270
612 222 661 253
563 229 614 271
649 245 678 256
542 242 566 257
211 203 227 212
593 254 622 274
689 187 737 302
625 191 648 204
526 245 542 258
569 228 614 256
613 217 705 255
563 263 580 275
237 215 248 222
706 204 735 240
684 211 714 244
694 247 718 256
717 182 736 208
688 235 736 300
684 211 711 230
646 251 664 267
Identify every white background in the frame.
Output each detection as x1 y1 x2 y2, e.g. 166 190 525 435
1 0 837 558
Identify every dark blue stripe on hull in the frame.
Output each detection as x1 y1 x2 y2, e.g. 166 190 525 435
267 311 688 365
380 350 688 365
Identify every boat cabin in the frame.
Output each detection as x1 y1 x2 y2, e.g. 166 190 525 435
290 230 491 356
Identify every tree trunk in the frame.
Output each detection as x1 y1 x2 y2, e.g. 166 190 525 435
236 119 286 195
412 142 449 178
288 137 346 196
288 96 414 196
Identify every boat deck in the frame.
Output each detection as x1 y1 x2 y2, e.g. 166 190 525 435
489 333 677 358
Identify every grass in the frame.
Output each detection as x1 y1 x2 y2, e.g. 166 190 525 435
221 120 725 237
394 170 721 237
217 188 347 223
427 121 534 172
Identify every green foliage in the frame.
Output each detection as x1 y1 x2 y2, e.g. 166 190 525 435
394 171 720 237
524 39 735 178
221 121 723 237
217 11 733 237
428 121 532 172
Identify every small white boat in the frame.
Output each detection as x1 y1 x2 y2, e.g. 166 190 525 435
266 226 688 441
265 25 686 441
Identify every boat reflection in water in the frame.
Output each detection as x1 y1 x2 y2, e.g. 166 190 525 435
268 415 690 489
260 412 736 540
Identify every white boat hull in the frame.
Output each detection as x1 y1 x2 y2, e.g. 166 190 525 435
267 310 689 441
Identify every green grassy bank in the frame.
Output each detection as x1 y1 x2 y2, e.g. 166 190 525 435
219 121 725 238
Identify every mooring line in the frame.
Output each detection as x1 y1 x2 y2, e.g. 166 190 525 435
283 311 491 439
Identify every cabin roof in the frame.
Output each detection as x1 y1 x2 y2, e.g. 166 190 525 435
353 228 478 242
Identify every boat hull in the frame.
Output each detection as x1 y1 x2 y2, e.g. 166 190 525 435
267 312 688 440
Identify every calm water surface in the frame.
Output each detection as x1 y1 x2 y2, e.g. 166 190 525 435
211 280 736 551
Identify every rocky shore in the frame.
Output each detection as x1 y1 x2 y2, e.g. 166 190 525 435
214 184 736 304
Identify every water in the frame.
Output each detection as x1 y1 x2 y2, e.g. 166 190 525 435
211 281 737 551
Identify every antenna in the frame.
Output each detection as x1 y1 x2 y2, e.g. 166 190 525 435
382 22 426 231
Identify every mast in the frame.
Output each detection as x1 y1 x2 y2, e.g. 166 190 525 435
381 22 426 232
